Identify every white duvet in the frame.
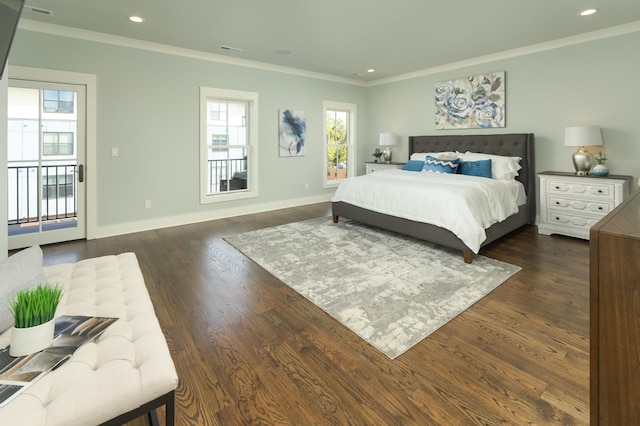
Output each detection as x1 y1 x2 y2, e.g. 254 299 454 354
331 169 526 253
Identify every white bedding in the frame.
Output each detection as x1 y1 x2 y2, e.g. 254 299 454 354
331 169 526 253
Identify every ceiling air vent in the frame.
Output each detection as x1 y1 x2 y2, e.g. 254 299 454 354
24 6 54 16
218 45 244 53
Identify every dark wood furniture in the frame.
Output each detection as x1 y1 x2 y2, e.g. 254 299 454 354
332 133 535 263
590 188 640 425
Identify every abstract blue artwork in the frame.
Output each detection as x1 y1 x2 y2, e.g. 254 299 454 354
435 71 505 129
279 109 306 156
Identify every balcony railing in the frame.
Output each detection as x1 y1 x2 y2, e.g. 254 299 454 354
7 164 78 226
7 159 247 229
208 158 247 193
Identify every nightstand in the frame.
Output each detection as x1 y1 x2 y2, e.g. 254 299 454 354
365 162 405 174
537 171 632 239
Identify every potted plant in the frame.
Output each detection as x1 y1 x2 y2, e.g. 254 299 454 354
592 151 609 176
9 284 63 356
372 148 383 163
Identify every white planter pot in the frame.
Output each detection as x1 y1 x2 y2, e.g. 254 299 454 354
9 319 55 357
591 164 609 177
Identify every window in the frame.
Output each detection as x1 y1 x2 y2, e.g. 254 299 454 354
43 90 74 113
210 102 227 121
42 173 74 199
200 87 258 203
324 101 356 187
43 132 74 156
211 134 227 145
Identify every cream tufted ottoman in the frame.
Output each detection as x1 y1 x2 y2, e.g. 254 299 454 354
0 253 179 426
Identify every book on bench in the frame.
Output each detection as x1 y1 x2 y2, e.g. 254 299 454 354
0 315 117 407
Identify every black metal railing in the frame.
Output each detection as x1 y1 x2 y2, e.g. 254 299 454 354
208 158 247 193
7 164 78 225
8 158 247 227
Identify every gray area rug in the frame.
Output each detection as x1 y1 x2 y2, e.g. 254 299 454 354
224 217 521 359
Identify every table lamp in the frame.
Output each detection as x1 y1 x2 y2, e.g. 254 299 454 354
379 132 397 163
564 126 603 176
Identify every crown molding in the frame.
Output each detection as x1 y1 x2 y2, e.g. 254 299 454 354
18 19 640 88
368 20 640 87
17 19 367 87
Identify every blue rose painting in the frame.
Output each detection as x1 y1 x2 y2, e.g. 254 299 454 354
435 72 505 129
279 109 306 156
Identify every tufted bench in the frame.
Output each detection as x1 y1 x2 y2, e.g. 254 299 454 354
0 252 179 425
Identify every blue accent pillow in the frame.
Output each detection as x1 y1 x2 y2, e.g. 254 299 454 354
402 160 425 172
458 159 492 178
422 155 460 174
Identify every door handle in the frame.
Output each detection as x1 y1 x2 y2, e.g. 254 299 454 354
78 164 84 183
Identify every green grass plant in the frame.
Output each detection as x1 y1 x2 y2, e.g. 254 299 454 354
10 284 63 328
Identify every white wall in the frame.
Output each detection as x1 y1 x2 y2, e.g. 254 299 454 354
3 24 640 250
366 29 640 185
4 29 368 239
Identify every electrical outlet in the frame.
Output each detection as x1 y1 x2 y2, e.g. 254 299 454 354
111 147 119 157
145 200 152 209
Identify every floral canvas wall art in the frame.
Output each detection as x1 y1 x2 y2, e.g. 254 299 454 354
279 109 306 156
435 72 505 129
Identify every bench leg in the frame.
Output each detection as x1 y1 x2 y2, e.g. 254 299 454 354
100 391 175 426
149 409 159 426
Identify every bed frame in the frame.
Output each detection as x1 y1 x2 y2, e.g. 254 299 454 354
332 133 535 263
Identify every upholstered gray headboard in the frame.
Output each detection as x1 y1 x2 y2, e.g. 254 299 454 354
408 133 535 223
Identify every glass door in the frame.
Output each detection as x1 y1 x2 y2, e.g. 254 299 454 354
7 80 86 249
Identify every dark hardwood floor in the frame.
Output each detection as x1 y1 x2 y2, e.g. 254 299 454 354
39 202 590 425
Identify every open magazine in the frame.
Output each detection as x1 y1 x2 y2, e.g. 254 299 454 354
0 315 117 407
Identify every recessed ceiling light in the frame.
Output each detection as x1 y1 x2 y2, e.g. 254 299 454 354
580 9 598 16
367 69 375 73
129 16 144 23
275 49 292 55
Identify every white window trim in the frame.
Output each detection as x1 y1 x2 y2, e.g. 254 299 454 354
323 101 356 188
200 87 259 204
9 65 97 241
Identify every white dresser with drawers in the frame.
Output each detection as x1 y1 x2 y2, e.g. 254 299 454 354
538 171 632 239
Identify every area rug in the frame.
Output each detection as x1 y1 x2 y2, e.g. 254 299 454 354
224 217 521 359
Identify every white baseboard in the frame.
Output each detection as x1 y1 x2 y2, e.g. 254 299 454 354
93 193 334 239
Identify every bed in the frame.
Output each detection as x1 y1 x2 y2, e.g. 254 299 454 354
331 133 535 263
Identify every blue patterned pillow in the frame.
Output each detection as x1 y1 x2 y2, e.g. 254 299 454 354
458 159 492 178
422 155 460 174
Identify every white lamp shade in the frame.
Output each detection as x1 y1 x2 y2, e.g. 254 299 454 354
564 126 603 147
379 132 397 146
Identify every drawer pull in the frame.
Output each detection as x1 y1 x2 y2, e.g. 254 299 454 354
555 186 560 189
555 217 560 221
598 189 603 193
598 207 603 210
555 201 560 205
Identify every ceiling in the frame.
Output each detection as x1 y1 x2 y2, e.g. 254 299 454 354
19 0 640 82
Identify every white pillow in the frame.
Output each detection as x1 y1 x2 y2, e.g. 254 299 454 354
410 151 457 162
457 151 522 180
0 245 47 333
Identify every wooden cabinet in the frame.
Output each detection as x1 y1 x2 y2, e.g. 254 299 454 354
590 189 640 425
538 171 631 239
365 162 405 174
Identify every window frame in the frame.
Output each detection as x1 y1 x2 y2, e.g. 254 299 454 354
43 131 74 156
323 101 357 188
200 87 258 204
43 89 74 113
